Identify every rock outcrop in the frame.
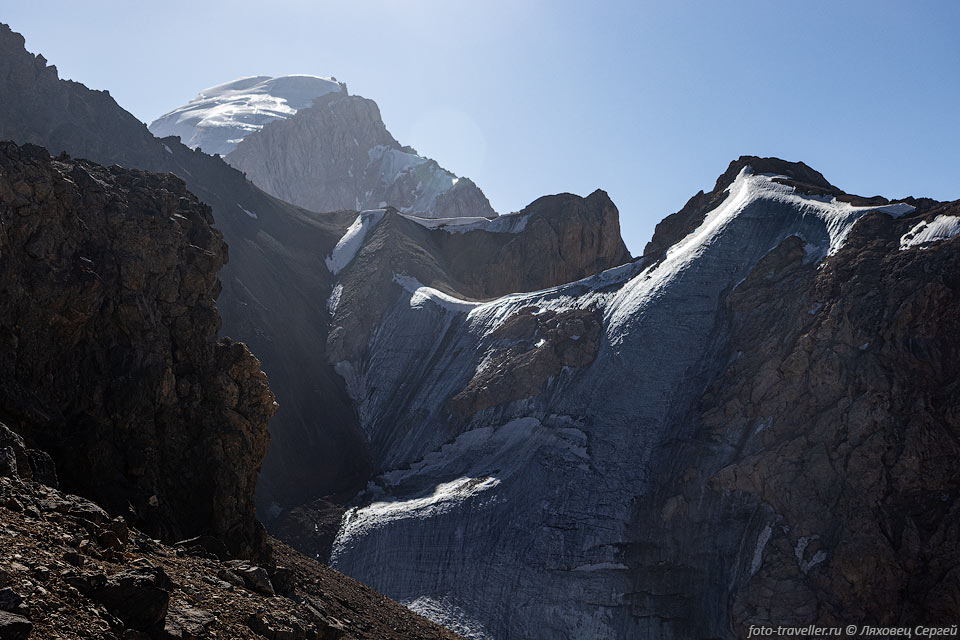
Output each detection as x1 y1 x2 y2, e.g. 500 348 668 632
0 141 274 558
0 23 367 517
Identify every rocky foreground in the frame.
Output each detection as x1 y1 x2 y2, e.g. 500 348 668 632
0 424 462 640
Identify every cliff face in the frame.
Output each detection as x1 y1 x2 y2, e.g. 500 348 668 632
325 190 631 366
222 91 495 218
708 205 960 632
0 141 275 557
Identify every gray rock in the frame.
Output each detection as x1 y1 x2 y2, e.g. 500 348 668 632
0 611 32 640
0 588 24 614
226 562 274 596
163 604 215 639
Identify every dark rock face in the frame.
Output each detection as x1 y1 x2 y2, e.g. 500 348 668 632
706 205 960 632
0 611 32 640
615 203 960 638
0 22 365 518
0 423 56 488
0 141 274 557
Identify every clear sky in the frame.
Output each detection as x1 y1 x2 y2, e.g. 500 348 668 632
4 1 959 253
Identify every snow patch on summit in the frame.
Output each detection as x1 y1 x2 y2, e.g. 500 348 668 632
400 211 529 234
149 75 345 156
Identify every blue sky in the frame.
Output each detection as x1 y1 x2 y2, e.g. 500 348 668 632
4 1 959 253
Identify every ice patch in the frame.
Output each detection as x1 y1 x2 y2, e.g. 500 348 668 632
393 274 482 313
750 524 773 576
900 215 960 249
399 211 528 234
237 203 258 219
327 283 343 314
325 209 386 274
403 596 494 640
340 476 501 532
794 535 828 574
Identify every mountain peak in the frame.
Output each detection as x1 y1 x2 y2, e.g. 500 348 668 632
723 155 835 191
149 74 347 156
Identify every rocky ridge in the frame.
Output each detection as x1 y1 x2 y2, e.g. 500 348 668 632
710 201 960 632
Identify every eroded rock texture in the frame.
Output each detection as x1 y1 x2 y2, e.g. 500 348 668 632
0 141 274 557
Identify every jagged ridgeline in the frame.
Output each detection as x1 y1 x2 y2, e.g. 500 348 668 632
1 20 959 640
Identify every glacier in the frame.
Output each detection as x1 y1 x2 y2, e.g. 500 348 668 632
326 169 916 639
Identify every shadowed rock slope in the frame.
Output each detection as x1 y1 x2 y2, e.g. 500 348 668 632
0 423 465 640
0 141 273 558
0 23 367 517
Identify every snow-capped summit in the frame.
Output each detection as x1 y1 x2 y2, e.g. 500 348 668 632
151 75 495 218
149 75 346 156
